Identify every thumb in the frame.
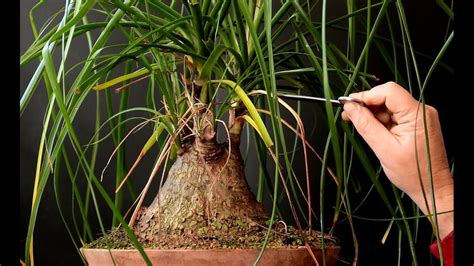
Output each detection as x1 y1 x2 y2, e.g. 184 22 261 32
343 102 396 158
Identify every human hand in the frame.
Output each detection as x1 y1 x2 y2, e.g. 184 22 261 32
341 82 453 238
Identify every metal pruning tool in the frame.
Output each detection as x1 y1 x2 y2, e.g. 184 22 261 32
276 93 364 107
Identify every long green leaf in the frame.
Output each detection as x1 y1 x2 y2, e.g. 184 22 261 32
212 80 273 147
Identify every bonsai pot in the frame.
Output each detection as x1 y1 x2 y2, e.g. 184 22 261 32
81 246 340 265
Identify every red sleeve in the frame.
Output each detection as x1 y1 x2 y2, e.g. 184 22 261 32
429 230 454 266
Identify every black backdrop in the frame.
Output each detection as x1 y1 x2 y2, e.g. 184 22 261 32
20 1 456 265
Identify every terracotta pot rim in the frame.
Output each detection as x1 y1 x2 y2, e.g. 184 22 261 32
81 246 340 251
81 245 341 265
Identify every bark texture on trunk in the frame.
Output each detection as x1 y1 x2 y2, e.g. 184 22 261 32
133 135 266 242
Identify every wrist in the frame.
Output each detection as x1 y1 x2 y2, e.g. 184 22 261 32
435 209 454 239
412 169 453 239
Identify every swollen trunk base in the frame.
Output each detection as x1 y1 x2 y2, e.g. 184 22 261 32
133 140 267 242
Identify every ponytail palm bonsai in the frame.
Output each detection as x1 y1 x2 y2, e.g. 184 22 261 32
21 0 453 264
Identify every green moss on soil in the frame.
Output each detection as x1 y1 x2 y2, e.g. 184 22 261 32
84 218 338 250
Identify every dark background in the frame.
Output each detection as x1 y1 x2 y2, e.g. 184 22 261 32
20 0 457 265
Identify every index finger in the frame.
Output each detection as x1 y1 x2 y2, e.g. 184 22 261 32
349 82 419 114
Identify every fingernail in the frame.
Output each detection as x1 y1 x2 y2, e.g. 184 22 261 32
349 92 361 98
343 102 360 115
